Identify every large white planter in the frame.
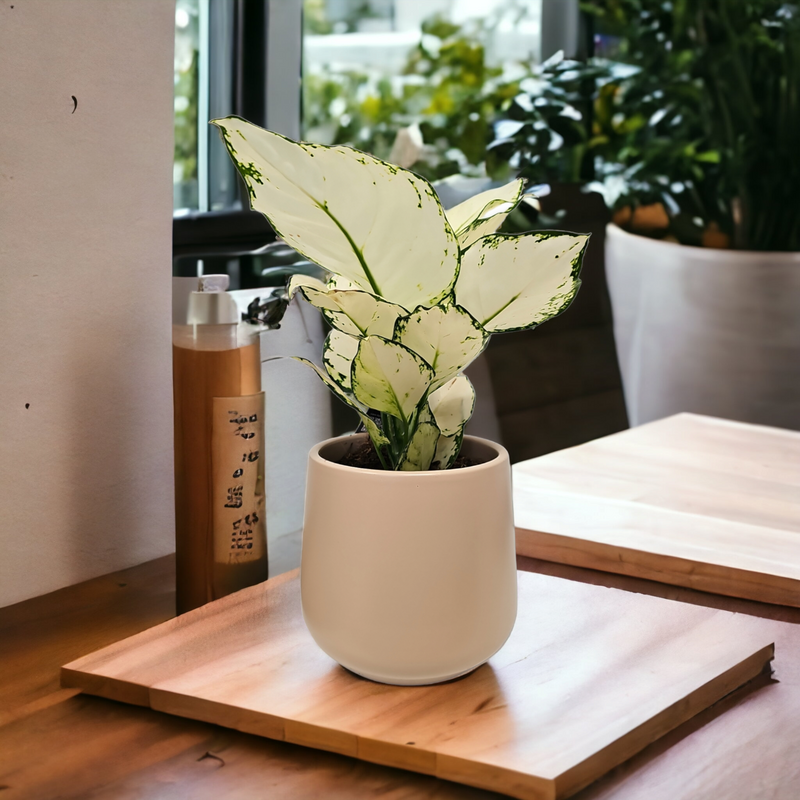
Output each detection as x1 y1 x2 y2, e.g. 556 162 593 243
301 434 518 686
606 224 800 429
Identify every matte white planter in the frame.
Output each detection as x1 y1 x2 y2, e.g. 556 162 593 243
301 434 517 685
606 223 800 429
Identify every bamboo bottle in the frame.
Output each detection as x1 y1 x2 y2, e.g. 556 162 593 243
173 276 268 613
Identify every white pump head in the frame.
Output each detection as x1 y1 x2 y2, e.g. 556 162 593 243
186 274 239 325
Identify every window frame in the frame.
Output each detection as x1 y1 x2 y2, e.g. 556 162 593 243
174 0 584 279
174 0 292 278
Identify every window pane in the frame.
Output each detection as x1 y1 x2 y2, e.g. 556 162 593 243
302 0 541 181
174 0 201 212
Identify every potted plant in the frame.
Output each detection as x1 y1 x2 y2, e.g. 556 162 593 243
585 0 800 429
212 115 589 685
477 50 633 457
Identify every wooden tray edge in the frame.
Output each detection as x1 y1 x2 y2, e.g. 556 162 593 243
60 666 151 707
554 642 775 798
516 528 800 608
147 685 558 800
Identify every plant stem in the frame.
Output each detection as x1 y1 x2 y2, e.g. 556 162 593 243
374 443 390 471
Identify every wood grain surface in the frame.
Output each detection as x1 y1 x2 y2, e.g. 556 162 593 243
61 570 773 800
514 413 800 606
3 555 800 798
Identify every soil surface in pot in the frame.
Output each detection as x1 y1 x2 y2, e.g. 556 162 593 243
336 441 478 470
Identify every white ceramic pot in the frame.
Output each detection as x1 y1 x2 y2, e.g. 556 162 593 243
300 434 518 685
605 223 800 429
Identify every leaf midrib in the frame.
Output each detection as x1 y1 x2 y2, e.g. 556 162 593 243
481 292 521 327
317 200 382 296
226 126 383 297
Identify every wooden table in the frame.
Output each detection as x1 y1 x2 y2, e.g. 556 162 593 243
2 554 800 799
515 413 800 606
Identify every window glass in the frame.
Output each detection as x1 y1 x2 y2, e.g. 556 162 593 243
174 0 201 212
302 0 541 181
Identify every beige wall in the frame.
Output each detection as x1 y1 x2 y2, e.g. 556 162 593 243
0 1 176 606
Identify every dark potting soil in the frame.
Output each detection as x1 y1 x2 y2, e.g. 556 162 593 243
336 440 479 471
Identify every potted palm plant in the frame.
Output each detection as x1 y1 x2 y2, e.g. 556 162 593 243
587 0 800 429
485 2 800 431
213 115 589 685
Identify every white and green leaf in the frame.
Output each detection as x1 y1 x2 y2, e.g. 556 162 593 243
289 275 404 338
326 273 360 291
399 421 440 471
211 116 459 310
394 303 488 389
292 356 367 413
445 179 524 248
293 354 388 452
427 374 476 436
287 273 325 298
359 413 390 452
454 231 589 333
351 336 434 423
322 329 360 391
433 431 463 470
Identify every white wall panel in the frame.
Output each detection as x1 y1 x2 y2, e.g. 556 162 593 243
0 0 176 606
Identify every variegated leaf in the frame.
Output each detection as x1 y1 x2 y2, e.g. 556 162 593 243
293 356 388 451
433 431 463 470
352 336 434 422
445 179 524 248
399 421 439 471
327 274 360 291
211 116 458 310
322 330 360 391
394 303 488 389
289 275 404 338
287 273 325 298
428 374 475 436
359 413 390 452
292 356 367 413
414 401 435 428
454 231 589 333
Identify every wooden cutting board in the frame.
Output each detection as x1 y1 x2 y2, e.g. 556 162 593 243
514 413 800 607
62 569 774 800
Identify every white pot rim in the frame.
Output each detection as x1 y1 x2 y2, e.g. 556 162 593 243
606 222 800 263
310 432 508 477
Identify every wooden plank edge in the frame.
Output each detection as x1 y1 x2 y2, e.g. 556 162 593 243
149 686 555 800
554 642 776 799
151 688 363 760
60 667 151 707
436 754 555 800
357 737 437 776
516 528 800 608
150 688 287 743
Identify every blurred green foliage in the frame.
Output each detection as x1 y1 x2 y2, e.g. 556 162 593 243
174 50 198 189
485 55 640 185
303 14 528 181
491 0 800 250
174 0 200 210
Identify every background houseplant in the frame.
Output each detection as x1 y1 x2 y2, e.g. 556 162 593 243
490 1 799 252
586 0 800 252
493 1 800 430
479 49 632 458
593 0 800 429
303 10 530 182
212 115 588 683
